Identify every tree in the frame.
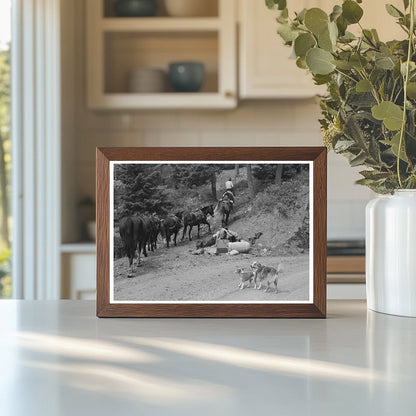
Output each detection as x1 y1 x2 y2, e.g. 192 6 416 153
275 164 284 186
234 164 239 179
246 164 255 198
0 46 10 248
113 164 172 222
173 164 220 200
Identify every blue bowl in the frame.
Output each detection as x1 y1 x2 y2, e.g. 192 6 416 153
114 0 157 17
168 62 205 93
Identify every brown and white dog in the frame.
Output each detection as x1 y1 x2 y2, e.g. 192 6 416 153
250 261 281 293
235 268 254 289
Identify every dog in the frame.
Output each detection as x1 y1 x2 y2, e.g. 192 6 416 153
235 268 254 290
248 232 263 246
250 261 281 293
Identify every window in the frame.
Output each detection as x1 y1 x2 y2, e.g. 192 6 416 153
0 0 11 298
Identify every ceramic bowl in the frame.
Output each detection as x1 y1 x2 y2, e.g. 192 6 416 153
114 0 158 17
168 62 205 92
128 68 167 93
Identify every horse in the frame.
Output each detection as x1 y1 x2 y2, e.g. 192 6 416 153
119 216 148 277
181 205 214 241
161 213 182 248
147 214 161 252
215 198 233 227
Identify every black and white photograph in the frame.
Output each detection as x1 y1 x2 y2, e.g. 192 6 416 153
110 161 313 303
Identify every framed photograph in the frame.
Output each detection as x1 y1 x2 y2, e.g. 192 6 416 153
96 147 327 318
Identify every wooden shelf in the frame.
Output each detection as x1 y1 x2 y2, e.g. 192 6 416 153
101 17 221 32
327 256 365 274
89 92 235 110
86 0 237 109
327 256 365 283
61 243 96 254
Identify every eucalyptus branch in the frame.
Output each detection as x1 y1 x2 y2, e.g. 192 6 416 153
359 69 381 104
334 68 359 84
397 0 415 188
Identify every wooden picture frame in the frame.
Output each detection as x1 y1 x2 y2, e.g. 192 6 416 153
96 147 327 318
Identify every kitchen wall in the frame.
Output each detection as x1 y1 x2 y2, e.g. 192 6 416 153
61 0 374 243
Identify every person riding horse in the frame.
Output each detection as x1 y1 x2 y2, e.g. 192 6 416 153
220 190 234 207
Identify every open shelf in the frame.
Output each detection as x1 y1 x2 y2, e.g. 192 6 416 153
101 17 221 32
103 0 219 18
104 31 218 94
87 0 236 109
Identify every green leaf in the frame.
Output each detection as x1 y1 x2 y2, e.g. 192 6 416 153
296 57 308 69
344 115 367 147
360 170 391 181
313 74 332 85
336 15 348 36
350 54 368 70
356 79 372 92
407 82 416 99
384 132 409 162
306 48 335 75
294 33 316 58
296 8 307 23
334 140 355 151
333 60 353 70
328 21 338 44
277 23 298 43
342 0 364 24
401 61 416 76
362 29 376 46
385 4 404 18
304 8 329 35
339 31 356 43
403 0 410 10
266 0 287 11
330 5 342 22
355 178 378 186
369 136 382 163
350 152 367 167
375 55 395 70
371 29 380 42
318 27 334 52
372 101 404 131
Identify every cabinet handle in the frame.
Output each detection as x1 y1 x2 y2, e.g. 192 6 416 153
224 91 234 99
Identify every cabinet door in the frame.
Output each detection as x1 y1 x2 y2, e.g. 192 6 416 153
239 0 404 99
239 0 325 99
62 253 96 300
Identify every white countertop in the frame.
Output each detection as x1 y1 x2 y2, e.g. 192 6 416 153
0 300 415 415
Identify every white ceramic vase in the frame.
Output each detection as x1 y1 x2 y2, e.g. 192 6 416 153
366 190 416 317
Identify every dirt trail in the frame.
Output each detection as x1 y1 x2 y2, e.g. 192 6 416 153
113 235 310 302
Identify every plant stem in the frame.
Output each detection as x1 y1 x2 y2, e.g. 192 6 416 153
397 0 415 188
334 68 358 84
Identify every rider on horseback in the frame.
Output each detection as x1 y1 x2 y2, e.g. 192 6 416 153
220 178 235 207
220 190 234 208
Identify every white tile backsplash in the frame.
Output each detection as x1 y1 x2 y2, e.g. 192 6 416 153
74 99 370 240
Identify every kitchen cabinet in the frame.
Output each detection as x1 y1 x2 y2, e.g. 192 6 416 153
239 0 325 99
238 0 404 99
86 0 237 109
61 244 96 300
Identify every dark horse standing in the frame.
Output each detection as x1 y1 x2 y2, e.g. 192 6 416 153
161 213 182 248
147 214 161 252
216 196 233 227
119 216 149 277
181 205 214 241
